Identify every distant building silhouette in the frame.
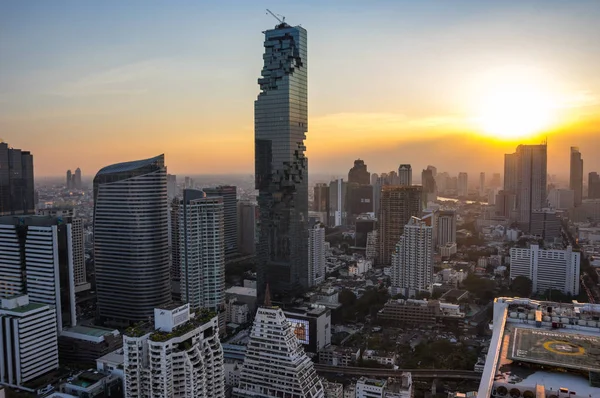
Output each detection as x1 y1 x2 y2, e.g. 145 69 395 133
377 185 422 265
570 147 583 206
348 159 370 185
589 172 600 199
0 142 34 216
398 164 412 186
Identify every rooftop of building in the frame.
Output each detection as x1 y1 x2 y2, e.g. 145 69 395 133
284 304 329 317
63 324 118 338
225 286 258 297
478 298 600 398
96 349 124 366
358 377 387 387
96 154 163 176
0 301 46 314
68 371 106 388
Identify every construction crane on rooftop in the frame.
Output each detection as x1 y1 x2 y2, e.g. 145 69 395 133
266 9 285 25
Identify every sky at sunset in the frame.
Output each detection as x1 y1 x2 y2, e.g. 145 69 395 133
1 0 599 179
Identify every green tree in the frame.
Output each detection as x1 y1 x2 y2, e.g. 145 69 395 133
511 276 533 297
339 289 357 306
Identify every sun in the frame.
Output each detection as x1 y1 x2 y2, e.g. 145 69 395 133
472 67 558 140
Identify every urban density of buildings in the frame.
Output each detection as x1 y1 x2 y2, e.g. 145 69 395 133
3 7 600 398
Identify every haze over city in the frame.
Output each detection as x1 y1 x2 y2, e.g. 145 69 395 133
2 0 600 178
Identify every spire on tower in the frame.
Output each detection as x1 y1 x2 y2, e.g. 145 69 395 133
264 283 272 307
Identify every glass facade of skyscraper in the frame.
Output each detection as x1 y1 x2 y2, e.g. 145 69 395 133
255 22 308 303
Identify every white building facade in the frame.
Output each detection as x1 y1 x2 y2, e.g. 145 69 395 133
509 245 580 295
0 216 77 333
123 304 225 398
0 295 59 389
391 217 434 296
178 190 225 312
233 307 324 398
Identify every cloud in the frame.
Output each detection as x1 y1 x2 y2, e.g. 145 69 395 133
49 59 175 97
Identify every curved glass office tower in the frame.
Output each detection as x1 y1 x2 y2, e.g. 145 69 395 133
255 21 308 303
93 154 170 324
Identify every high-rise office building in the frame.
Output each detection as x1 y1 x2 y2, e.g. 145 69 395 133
426 165 437 177
233 306 324 398
74 167 82 190
435 172 449 194
373 178 382 218
511 144 548 231
328 179 347 227
370 173 379 186
0 142 34 216
377 186 422 265
238 201 257 255
398 164 412 186
346 182 373 218
66 169 72 189
490 172 501 189
167 174 177 199
37 207 89 292
570 147 583 207
457 172 468 197
0 295 59 389
503 153 519 193
204 185 237 257
495 190 517 219
178 189 225 312
123 304 224 398
170 198 182 300
510 245 580 296
308 223 326 287
529 210 561 241
0 215 79 333
254 19 308 304
589 172 600 199
479 172 485 197
93 155 170 325
421 168 437 202
547 189 575 210
313 183 329 212
391 217 434 297
348 159 370 185
435 210 456 248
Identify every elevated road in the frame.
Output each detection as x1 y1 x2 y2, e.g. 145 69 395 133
314 364 482 380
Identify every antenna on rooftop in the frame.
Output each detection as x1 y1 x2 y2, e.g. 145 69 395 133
266 9 285 25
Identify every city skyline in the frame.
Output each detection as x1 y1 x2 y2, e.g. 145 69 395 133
2 1 600 177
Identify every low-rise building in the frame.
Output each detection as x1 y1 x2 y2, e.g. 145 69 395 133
324 381 344 398
361 350 397 366
58 325 122 368
356 377 386 398
348 259 372 276
59 370 122 398
377 299 464 328
318 346 360 367
440 242 457 257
